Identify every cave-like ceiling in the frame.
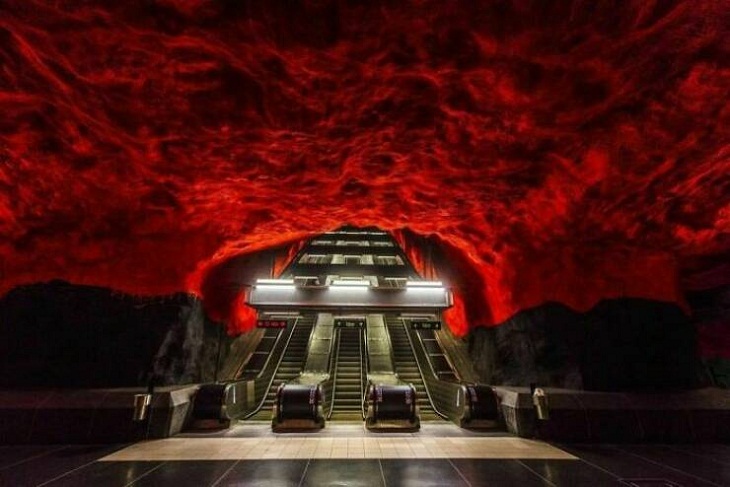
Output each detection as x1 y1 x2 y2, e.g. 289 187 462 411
1 1 728 334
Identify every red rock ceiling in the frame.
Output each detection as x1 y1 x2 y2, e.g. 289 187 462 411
1 1 728 336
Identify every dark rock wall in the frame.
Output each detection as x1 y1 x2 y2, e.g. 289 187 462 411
468 303 583 389
688 285 730 388
0 281 231 388
1 281 720 392
581 300 698 390
468 298 701 391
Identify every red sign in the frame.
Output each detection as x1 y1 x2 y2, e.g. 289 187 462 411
256 319 289 328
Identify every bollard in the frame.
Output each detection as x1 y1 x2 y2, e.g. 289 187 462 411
133 393 152 422
532 388 549 420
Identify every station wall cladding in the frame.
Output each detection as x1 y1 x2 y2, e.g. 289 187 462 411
0 1 728 389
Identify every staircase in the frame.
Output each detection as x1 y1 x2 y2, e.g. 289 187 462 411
329 328 365 421
247 315 315 420
385 316 441 420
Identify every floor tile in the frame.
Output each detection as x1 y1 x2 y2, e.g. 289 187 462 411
4 442 730 486
450 459 549 486
380 459 468 487
0 445 65 469
129 461 236 486
667 444 730 466
0 445 124 487
616 445 730 486
102 436 574 460
43 460 162 487
519 459 622 486
216 459 307 487
560 445 723 487
302 459 384 487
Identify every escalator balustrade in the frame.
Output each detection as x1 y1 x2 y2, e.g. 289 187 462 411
385 316 441 420
247 316 315 420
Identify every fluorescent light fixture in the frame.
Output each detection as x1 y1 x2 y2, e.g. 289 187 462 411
255 284 296 290
406 280 443 287
256 278 295 285
331 279 371 287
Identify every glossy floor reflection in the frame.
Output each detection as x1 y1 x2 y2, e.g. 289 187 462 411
1 436 729 486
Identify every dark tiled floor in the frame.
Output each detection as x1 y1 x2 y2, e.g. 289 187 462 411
0 445 122 487
218 459 308 486
1 443 729 486
133 461 235 486
558 445 728 487
302 460 384 487
380 459 469 486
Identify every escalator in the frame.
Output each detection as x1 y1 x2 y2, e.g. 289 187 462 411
385 316 442 420
247 315 315 420
328 328 365 421
236 328 282 381
418 329 460 383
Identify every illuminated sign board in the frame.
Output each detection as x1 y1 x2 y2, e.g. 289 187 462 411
334 317 366 328
410 321 441 330
256 319 289 329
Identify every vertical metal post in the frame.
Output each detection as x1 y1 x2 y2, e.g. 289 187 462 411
214 321 223 383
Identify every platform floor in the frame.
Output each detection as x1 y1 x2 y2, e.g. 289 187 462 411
1 423 729 486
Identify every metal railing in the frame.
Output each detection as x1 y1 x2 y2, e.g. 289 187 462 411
397 319 448 420
237 316 302 419
325 329 342 419
359 327 368 419
399 320 471 423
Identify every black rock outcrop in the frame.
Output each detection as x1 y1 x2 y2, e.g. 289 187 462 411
468 298 701 391
0 281 231 387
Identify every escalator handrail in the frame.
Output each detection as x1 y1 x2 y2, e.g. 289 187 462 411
326 328 342 419
414 331 443 381
431 329 463 382
242 316 303 420
397 318 448 420
231 328 268 380
359 326 368 419
247 328 288 382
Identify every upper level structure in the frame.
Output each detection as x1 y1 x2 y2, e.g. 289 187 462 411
246 226 452 313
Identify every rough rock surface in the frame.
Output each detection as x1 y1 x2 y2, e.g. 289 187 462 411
468 298 700 391
0 1 727 336
0 281 231 387
688 284 730 388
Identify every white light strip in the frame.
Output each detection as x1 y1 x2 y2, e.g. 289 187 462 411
406 280 443 287
256 279 295 285
255 284 296 290
331 280 371 287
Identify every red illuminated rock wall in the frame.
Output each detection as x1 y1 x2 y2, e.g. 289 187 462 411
0 1 728 340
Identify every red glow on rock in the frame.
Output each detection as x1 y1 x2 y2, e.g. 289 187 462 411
0 1 728 339
273 241 305 279
444 292 469 338
228 292 258 335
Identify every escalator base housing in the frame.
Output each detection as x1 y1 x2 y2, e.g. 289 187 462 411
272 383 326 432
365 383 420 432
